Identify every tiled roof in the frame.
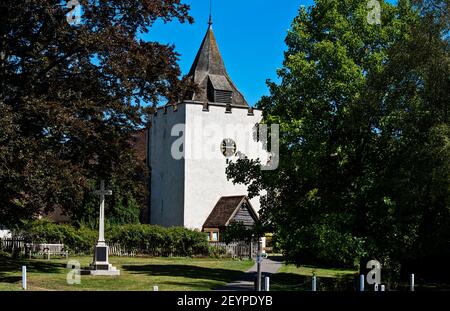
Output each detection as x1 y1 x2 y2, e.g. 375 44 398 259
203 195 257 228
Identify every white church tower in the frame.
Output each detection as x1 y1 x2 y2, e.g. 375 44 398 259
149 19 267 240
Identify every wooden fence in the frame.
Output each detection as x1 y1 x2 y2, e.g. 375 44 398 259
0 238 27 254
108 243 139 257
208 241 258 259
0 239 138 257
1 238 258 259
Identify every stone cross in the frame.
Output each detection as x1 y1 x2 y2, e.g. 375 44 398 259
94 180 112 244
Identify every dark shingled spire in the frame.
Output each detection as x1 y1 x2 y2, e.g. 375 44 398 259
186 24 249 107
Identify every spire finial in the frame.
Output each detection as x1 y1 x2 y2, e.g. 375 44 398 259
208 0 213 27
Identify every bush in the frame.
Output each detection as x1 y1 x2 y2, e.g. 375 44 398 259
19 220 209 257
283 224 366 268
106 224 209 256
20 220 97 254
208 245 227 258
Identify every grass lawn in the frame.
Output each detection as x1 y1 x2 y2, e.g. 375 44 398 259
0 255 253 291
270 263 358 291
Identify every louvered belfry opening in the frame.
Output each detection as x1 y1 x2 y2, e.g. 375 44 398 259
185 23 249 107
208 75 233 104
214 90 232 104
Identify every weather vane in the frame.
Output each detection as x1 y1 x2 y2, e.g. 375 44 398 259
208 0 213 26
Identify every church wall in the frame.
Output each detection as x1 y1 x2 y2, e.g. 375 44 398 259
183 103 266 230
149 105 186 227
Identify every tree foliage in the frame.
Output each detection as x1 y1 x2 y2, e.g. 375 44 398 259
0 0 195 226
227 0 449 276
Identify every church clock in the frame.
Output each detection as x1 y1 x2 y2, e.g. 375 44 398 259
221 138 237 157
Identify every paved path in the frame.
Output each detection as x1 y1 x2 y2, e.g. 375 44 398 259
217 257 283 291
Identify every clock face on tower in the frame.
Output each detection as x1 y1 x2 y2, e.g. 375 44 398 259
221 138 237 158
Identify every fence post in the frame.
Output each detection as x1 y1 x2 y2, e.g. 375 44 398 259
380 284 385 291
264 276 270 291
410 273 415 292
359 275 365 291
22 266 27 290
312 275 317 291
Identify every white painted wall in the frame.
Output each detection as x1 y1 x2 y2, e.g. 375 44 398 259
149 104 186 227
184 103 266 229
0 230 11 239
150 102 267 230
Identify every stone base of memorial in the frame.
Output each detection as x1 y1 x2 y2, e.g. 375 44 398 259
89 242 120 276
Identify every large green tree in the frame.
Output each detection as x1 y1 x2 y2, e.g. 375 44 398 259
227 0 449 278
0 0 194 226
365 0 450 278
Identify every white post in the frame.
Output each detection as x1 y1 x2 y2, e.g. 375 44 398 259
264 276 270 291
359 274 365 291
410 273 414 292
374 283 379 291
256 238 262 291
312 275 317 291
22 266 27 290
380 284 385 291
153 286 159 291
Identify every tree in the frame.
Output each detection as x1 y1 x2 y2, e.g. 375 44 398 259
0 0 195 226
365 0 450 278
227 0 449 277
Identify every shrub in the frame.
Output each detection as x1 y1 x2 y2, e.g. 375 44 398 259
20 220 97 254
106 224 209 256
282 224 366 268
19 220 209 257
208 245 227 258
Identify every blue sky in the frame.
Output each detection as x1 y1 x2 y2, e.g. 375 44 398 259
142 0 314 106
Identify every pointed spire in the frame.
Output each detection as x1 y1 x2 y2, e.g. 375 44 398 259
186 25 249 107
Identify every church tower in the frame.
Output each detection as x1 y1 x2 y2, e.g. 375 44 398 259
148 20 267 239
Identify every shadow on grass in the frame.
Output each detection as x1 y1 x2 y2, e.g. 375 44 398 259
157 281 219 290
0 255 66 284
268 255 283 262
270 272 356 291
298 264 357 273
122 264 245 284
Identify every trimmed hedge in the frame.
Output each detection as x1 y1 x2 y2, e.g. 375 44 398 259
19 220 209 257
20 220 96 254
107 224 209 256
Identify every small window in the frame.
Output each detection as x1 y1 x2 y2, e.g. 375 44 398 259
212 232 219 241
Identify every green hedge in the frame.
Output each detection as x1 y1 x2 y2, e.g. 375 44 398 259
107 224 209 256
20 220 97 254
20 220 209 257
